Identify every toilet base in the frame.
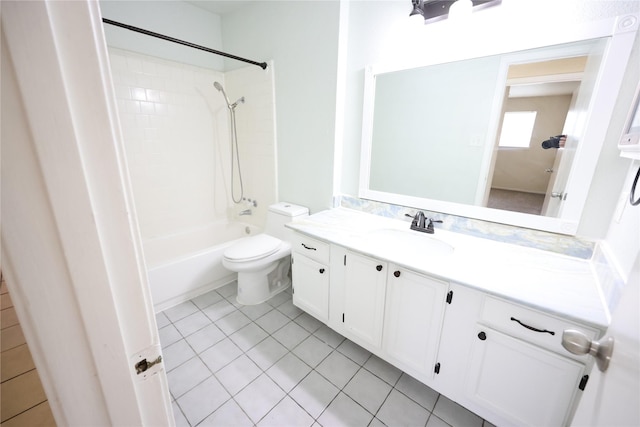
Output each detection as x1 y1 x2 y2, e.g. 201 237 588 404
236 257 291 305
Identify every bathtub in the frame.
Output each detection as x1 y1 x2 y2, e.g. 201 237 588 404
145 221 259 313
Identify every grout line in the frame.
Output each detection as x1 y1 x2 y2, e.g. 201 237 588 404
164 288 484 427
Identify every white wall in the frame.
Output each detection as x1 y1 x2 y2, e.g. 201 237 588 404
221 1 341 214
604 162 640 281
100 0 225 70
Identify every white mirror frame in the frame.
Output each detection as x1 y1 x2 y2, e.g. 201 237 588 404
359 13 638 235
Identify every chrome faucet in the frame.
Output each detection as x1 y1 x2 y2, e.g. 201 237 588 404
405 211 442 234
239 209 252 216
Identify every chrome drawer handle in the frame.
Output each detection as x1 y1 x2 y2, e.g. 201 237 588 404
510 317 555 335
301 243 316 251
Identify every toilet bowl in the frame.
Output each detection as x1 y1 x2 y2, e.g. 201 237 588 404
222 203 309 305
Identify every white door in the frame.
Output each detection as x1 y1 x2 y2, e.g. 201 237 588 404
344 252 387 348
542 40 608 217
292 254 330 322
2 2 173 425
570 254 640 426
383 267 447 378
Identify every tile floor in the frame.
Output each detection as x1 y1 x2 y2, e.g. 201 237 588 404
161 282 494 427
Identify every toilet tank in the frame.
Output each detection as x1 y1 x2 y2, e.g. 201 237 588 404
266 202 309 241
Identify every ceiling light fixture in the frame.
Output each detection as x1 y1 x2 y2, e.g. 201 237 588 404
410 0 501 23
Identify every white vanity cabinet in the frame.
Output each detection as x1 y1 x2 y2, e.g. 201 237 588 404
460 296 598 427
291 234 330 323
383 266 448 381
287 209 608 427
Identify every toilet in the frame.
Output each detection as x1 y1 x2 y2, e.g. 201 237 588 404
223 202 309 305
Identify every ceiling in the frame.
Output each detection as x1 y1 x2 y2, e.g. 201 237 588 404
184 1 249 15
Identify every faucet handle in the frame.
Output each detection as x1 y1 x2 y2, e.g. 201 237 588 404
426 218 443 233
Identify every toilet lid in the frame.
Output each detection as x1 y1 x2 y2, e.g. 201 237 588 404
225 234 282 262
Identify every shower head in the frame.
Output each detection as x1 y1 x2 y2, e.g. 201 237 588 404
214 81 244 110
213 81 232 107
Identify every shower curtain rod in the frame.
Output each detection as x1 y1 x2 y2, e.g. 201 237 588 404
102 18 268 70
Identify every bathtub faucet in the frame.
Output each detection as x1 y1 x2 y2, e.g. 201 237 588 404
239 209 252 216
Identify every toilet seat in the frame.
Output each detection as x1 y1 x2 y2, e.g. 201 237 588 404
224 234 282 262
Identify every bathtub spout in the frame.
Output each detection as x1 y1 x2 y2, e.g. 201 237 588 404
239 209 252 216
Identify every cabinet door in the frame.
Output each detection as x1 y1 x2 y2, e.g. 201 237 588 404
343 252 387 348
292 254 329 322
465 326 585 427
383 267 448 378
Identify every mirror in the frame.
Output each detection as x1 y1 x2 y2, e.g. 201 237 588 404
359 16 637 235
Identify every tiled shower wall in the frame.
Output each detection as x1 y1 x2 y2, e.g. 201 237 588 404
107 48 277 242
225 61 278 224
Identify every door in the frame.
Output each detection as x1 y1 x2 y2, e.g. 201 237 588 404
542 40 608 217
570 255 640 426
343 252 387 348
2 2 173 425
383 267 447 378
465 327 585 427
292 254 330 322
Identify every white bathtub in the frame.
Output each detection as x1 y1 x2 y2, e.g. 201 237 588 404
145 221 259 312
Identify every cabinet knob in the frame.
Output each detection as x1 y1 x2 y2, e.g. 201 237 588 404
393 270 401 278
376 265 383 272
319 268 325 274
478 331 487 341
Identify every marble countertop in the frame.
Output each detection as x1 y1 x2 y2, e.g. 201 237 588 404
286 208 609 330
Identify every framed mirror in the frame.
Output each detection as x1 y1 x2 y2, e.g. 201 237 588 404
359 14 638 234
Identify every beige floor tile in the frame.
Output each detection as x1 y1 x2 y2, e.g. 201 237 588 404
1 344 36 382
1 307 19 330
0 293 13 310
0 370 47 422
0 324 26 352
0 401 56 427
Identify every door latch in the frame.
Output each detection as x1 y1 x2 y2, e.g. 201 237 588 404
130 344 164 381
135 355 162 374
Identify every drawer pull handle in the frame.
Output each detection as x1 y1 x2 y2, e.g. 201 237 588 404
301 243 317 251
510 317 555 335
319 268 325 274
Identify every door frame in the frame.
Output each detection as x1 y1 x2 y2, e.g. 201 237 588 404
1 1 173 425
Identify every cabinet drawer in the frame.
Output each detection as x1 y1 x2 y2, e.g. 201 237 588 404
480 297 599 358
292 233 330 264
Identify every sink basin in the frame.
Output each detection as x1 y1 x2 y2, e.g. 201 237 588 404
366 228 454 256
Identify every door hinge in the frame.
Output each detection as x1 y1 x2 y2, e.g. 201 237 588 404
342 313 345 323
434 362 441 374
344 254 346 266
446 290 453 304
578 374 589 391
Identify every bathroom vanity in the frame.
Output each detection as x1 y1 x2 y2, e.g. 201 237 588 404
287 208 607 427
